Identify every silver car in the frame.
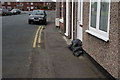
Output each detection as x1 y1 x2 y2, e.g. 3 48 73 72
28 10 47 25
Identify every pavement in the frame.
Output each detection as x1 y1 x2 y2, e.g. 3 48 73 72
2 11 110 79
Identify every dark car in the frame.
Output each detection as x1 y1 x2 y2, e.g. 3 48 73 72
2 9 12 16
28 10 47 24
11 9 21 15
0 9 2 16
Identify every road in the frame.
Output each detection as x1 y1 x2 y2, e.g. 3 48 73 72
2 11 55 78
2 11 105 78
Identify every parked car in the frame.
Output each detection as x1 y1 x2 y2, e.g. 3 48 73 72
11 9 21 15
28 10 47 24
0 9 2 16
2 9 12 16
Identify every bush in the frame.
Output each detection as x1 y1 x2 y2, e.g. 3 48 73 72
44 5 48 9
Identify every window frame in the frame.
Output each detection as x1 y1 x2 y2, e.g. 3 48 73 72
2 2 4 5
31 6 34 9
87 0 111 42
8 2 11 5
31 2 33 5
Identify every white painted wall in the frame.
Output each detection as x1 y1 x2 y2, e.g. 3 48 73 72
65 0 69 36
77 0 83 41
71 0 74 41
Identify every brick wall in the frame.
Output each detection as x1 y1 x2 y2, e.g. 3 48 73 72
2 2 56 11
59 2 66 33
0 1 1 8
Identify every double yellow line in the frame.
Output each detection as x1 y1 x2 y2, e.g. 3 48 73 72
33 26 44 48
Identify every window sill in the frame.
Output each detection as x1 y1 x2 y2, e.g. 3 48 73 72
86 30 109 42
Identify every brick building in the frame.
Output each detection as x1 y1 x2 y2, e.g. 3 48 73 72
0 2 1 8
1 2 56 11
56 0 120 79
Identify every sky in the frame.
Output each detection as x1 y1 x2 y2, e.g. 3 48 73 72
15 0 56 2
52 0 56 2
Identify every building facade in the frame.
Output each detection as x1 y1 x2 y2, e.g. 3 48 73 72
1 2 56 11
0 1 1 8
56 0 120 79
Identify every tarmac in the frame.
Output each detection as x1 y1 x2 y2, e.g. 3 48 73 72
2 11 115 79
30 17 114 79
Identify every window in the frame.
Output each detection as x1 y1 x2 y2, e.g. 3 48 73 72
31 7 34 9
8 2 11 5
2 6 5 9
2 2 4 5
91 2 97 28
87 0 110 41
99 1 109 32
31 2 33 5
20 3 23 6
27 7 29 9
7 6 11 10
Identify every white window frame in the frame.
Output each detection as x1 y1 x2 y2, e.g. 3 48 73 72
65 0 69 36
86 0 111 42
2 6 5 9
8 2 11 5
31 2 33 5
31 6 34 9
27 7 29 9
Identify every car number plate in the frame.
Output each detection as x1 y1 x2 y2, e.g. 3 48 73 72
34 19 39 21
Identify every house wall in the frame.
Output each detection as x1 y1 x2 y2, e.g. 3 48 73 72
59 2 66 33
57 1 119 78
2 2 56 11
83 2 119 78
0 1 1 8
68 2 72 39
118 1 120 79
58 1 74 39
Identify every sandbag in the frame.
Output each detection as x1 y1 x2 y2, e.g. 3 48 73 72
72 46 82 53
73 50 83 57
72 39 82 47
68 39 83 57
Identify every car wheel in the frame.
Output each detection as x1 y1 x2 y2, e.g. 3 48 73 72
44 20 47 25
28 20 31 24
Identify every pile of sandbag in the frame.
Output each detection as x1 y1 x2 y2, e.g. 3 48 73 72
68 39 83 57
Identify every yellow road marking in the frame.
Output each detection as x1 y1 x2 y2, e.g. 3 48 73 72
33 26 41 48
38 26 44 44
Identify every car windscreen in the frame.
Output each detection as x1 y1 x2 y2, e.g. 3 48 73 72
11 9 17 11
32 11 44 15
